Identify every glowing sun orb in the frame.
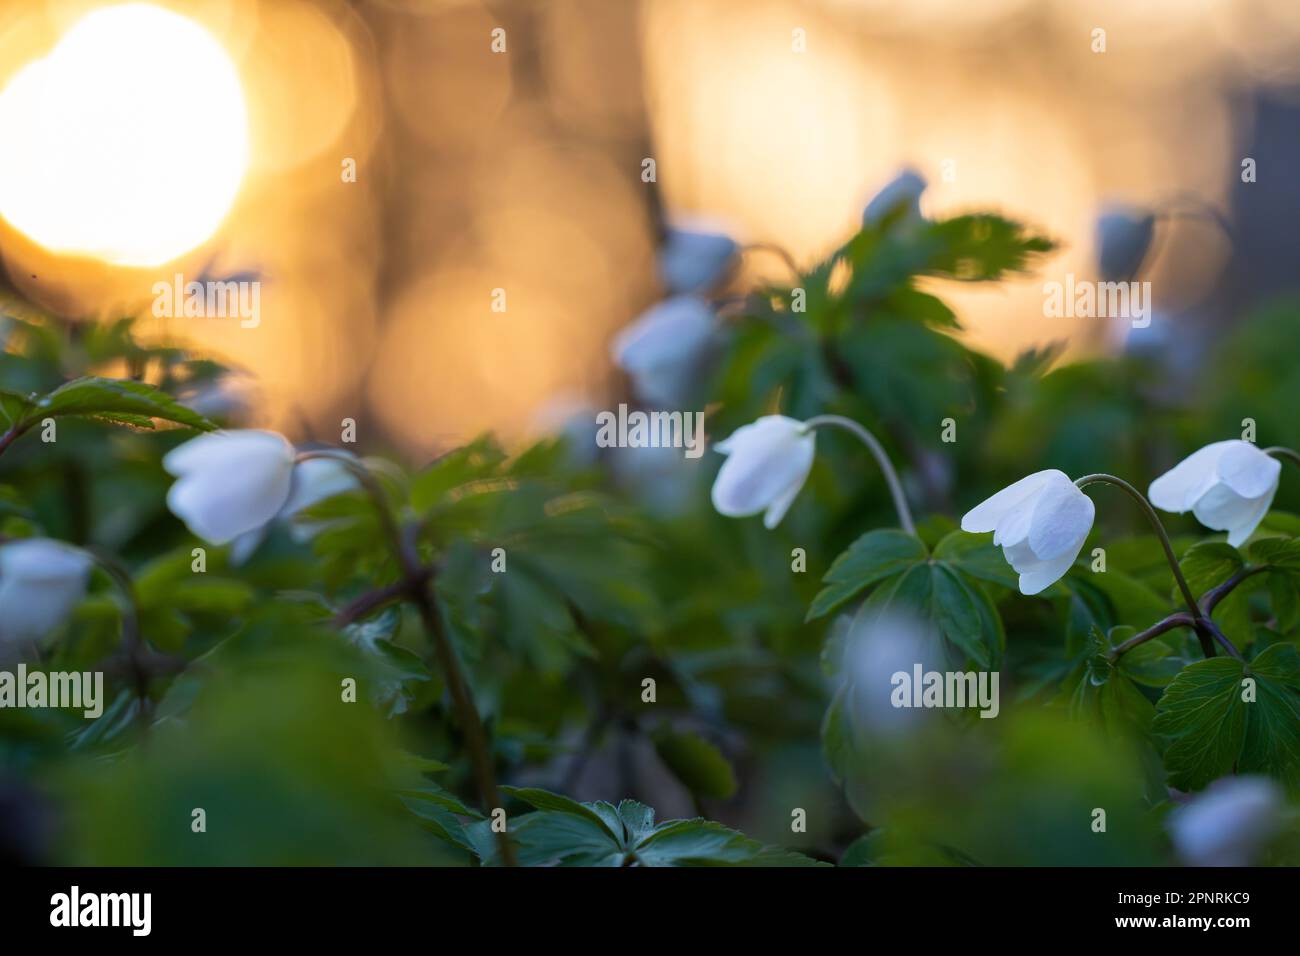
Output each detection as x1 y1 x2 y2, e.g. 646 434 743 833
0 3 249 268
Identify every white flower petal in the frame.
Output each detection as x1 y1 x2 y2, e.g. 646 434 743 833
1169 776 1283 867
281 457 358 519
762 451 814 529
1215 441 1281 500
1027 476 1095 561
1191 484 1271 548
862 169 926 227
711 416 813 523
1018 542 1085 596
164 429 295 545
658 228 738 293
961 470 1059 534
1148 441 1233 513
0 539 92 644
610 296 716 407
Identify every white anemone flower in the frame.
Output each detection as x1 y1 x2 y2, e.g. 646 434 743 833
711 416 815 529
610 295 716 407
1168 776 1284 867
1095 204 1155 281
163 429 296 545
961 469 1094 595
862 169 927 228
0 538 93 644
658 225 738 293
1148 440 1280 547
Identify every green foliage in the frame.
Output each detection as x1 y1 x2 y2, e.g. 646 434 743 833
470 788 825 866
1153 644 1300 792
4 213 1300 870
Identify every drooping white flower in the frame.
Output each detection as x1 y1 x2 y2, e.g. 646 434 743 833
0 539 92 644
961 469 1094 595
658 225 738 294
1095 204 1155 281
1168 776 1284 867
610 295 716 407
280 456 359 542
163 429 296 545
711 415 815 529
862 168 927 228
1148 440 1280 547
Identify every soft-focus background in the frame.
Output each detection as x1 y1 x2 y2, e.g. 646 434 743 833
3 0 1299 452
3 0 1300 867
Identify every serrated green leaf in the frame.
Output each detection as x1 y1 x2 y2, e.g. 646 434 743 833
1152 644 1300 791
34 376 214 431
807 529 927 621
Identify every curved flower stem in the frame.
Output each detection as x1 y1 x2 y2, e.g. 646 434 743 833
1197 616 1245 661
397 525 517 868
1108 612 1196 659
1200 565 1268 616
1074 473 1200 619
803 415 916 535
305 450 516 865
740 242 800 280
1263 446 1300 471
0 422 31 458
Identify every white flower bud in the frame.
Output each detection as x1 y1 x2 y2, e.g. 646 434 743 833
962 469 1094 595
1149 440 1280 547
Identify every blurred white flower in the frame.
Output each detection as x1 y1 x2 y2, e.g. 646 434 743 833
611 441 702 516
1149 440 1280 547
1095 204 1155 281
0 539 92 644
610 295 716 407
862 168 927 228
711 415 815 529
163 429 295 545
658 225 737 294
961 469 1094 595
1169 776 1284 867
840 608 945 737
280 456 359 542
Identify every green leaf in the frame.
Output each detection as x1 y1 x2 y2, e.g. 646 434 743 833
33 376 214 431
807 529 927 621
651 726 738 800
933 530 1019 590
500 786 620 840
397 784 484 820
923 214 1055 281
1248 536 1300 569
862 563 1003 669
1152 644 1300 791
1178 541 1243 599
1057 628 1156 737
474 790 824 866
633 819 826 867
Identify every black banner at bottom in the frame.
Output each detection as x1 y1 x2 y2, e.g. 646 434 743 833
2 866 1287 941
